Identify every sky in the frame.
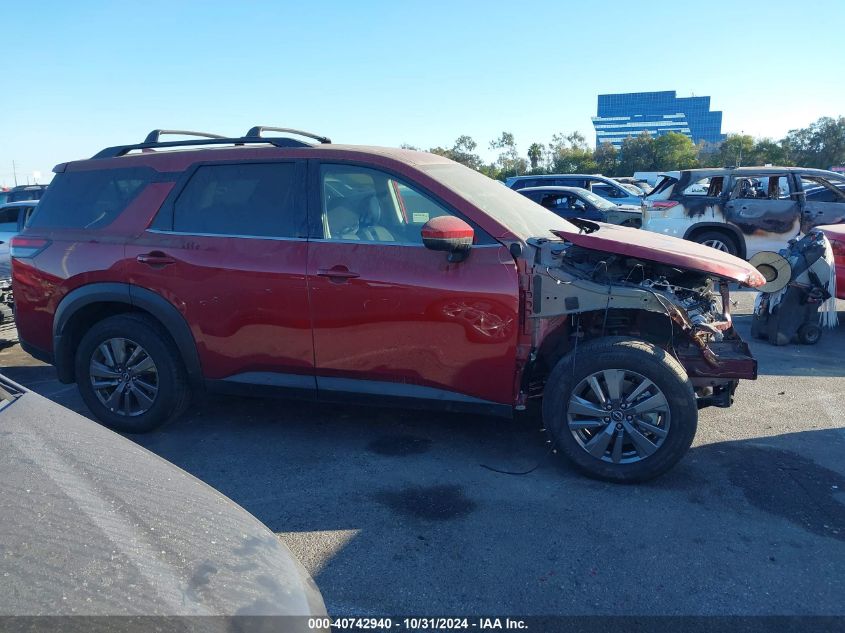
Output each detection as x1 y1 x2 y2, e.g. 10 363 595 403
1 0 843 186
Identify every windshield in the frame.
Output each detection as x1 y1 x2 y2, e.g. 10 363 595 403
621 183 644 195
579 189 617 210
420 163 576 240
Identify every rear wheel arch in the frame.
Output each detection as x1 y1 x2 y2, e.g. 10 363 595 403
684 223 746 258
53 283 202 386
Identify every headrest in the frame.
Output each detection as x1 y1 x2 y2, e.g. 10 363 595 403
327 206 359 238
363 196 381 225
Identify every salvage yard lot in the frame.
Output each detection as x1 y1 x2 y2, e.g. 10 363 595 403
2 289 844 616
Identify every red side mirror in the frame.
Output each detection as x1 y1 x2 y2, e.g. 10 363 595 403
421 216 474 261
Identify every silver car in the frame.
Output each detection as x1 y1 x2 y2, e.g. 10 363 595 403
0 200 37 279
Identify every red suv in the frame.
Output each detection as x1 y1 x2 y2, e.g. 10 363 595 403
12 128 765 482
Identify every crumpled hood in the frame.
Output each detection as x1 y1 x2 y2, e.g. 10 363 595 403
552 223 765 287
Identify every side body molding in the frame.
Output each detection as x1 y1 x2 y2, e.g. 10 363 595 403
52 283 203 386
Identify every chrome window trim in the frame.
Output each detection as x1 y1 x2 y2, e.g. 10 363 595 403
145 229 307 242
145 229 503 248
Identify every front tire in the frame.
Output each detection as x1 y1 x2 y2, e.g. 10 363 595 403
75 313 191 433
542 337 698 483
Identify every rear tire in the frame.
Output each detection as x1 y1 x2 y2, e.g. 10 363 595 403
542 337 698 483
75 313 191 433
692 230 740 257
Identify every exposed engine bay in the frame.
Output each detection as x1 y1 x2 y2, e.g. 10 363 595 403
549 243 734 344
523 236 758 409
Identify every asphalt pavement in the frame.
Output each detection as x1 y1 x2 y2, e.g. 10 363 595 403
2 290 844 617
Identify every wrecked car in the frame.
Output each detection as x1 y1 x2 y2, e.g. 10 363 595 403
12 128 764 482
642 167 845 258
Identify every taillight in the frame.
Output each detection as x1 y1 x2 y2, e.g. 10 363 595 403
831 239 845 260
10 236 51 259
652 201 680 209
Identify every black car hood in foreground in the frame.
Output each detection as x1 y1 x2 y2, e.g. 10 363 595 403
0 375 326 625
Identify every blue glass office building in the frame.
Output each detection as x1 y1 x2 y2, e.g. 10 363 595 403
592 91 724 148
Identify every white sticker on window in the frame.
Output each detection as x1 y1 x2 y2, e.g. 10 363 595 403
412 212 429 223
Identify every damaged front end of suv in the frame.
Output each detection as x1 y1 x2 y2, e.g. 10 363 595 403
515 221 764 482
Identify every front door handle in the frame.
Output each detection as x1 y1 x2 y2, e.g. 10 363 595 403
137 251 176 268
317 265 360 282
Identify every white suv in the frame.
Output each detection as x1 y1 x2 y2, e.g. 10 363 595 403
642 167 845 258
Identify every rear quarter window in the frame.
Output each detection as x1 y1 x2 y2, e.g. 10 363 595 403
27 168 153 229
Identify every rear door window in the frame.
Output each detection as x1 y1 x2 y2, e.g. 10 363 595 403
27 169 152 229
591 183 624 199
731 175 789 200
0 206 20 232
172 162 305 238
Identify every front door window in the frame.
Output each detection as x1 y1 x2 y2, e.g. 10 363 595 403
320 164 456 243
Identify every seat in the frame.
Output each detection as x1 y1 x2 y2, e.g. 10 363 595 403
326 205 360 240
358 196 395 242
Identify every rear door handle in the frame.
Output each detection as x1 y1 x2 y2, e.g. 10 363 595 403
137 251 176 267
317 266 360 282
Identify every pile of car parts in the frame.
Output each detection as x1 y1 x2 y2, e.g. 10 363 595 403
751 230 839 345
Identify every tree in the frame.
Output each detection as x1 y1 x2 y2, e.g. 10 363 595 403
653 132 699 171
428 135 484 170
783 116 845 168
489 132 527 178
617 132 656 175
717 134 755 167
749 138 791 166
593 142 619 176
547 131 596 174
527 143 545 171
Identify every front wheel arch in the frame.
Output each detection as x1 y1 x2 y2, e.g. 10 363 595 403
541 336 698 483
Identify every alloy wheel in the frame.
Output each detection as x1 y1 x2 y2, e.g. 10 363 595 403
702 238 730 252
567 369 670 464
89 337 159 417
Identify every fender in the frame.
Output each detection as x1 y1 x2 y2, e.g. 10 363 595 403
53 283 203 386
683 222 747 259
